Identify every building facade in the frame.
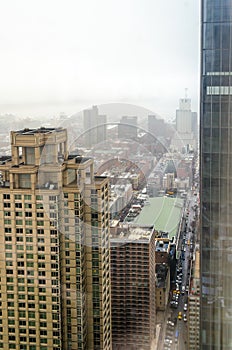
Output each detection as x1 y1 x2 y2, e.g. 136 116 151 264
200 0 232 348
188 249 200 349
0 127 112 350
110 226 156 350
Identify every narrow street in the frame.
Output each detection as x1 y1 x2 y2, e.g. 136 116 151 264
157 189 198 350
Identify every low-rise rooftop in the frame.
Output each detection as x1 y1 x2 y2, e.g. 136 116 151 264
132 196 184 238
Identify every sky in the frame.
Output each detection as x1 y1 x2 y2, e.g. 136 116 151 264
0 0 200 120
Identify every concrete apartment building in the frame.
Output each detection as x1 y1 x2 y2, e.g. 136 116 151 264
110 225 156 350
0 127 112 350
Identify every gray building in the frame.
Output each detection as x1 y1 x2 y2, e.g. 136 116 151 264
83 105 107 148
200 0 232 348
118 116 138 140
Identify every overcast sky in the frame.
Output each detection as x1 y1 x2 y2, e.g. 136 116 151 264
0 0 200 120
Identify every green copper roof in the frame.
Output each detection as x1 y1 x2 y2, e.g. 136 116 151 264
134 196 184 238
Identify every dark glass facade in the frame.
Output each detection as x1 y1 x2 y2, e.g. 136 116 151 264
200 0 232 348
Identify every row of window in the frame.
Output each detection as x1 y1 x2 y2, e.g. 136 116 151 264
2 194 60 201
5 237 57 244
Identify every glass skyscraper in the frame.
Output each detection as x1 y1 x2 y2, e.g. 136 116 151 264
200 0 232 348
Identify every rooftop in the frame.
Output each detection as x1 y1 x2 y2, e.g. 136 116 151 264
110 226 154 244
133 196 184 238
15 127 64 135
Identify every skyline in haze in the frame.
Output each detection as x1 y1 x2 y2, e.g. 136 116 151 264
0 0 200 120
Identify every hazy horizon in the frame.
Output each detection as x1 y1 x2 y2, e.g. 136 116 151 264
0 0 200 121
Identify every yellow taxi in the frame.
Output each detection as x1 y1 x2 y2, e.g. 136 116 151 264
178 311 182 320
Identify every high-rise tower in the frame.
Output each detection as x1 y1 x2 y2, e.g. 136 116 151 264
171 97 197 152
0 127 112 350
200 1 232 348
83 106 107 148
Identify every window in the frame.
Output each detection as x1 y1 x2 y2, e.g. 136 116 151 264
25 220 32 226
19 174 31 188
26 254 33 259
14 194 21 200
24 195 31 200
4 203 11 208
37 221 44 226
7 285 14 291
3 194 10 199
15 203 22 208
16 228 23 234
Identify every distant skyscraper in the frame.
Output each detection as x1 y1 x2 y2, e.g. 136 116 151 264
171 98 197 152
0 127 112 350
118 116 138 139
83 105 107 148
176 98 192 134
200 1 232 348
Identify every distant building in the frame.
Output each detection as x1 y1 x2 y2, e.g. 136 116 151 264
176 98 192 134
171 98 197 152
147 114 172 142
110 225 156 350
118 116 138 139
83 105 107 148
162 172 175 190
